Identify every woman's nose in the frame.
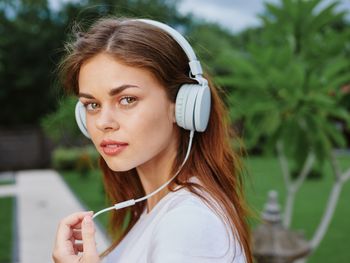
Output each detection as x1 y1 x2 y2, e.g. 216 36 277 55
95 105 120 132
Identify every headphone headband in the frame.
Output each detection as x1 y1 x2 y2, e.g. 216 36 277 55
135 19 204 77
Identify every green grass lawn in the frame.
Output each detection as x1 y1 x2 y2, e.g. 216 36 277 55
60 154 350 263
0 197 14 262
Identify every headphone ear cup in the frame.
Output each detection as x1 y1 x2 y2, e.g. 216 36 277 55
175 84 191 130
183 84 201 130
175 83 211 132
194 84 211 132
176 83 207 131
75 101 91 139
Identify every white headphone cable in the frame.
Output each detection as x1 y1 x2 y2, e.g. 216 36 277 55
92 130 195 219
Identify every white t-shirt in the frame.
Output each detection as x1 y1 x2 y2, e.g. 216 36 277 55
105 178 246 263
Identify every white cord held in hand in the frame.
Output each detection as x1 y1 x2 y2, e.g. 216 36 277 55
92 131 195 219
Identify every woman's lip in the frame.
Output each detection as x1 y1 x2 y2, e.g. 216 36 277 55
101 144 128 156
100 140 128 147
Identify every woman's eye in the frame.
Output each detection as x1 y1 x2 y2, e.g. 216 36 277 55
120 96 137 106
85 102 100 111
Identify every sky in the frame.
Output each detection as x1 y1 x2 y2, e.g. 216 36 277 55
50 0 350 33
178 0 350 33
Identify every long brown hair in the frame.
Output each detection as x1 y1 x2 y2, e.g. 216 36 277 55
59 17 252 262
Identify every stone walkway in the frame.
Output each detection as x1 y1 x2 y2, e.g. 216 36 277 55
0 170 109 263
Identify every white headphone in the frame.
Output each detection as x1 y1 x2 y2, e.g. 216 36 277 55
75 18 211 139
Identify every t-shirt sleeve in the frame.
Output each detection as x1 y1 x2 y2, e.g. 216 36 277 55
147 204 246 263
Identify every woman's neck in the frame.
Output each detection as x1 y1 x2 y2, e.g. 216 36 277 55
136 136 178 213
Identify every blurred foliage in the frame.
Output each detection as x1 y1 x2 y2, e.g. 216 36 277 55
52 145 99 172
40 96 80 143
218 0 350 171
189 22 236 76
0 0 65 126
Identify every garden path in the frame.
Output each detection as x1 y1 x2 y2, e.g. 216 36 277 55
0 170 109 263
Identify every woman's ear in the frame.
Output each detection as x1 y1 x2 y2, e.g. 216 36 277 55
173 110 176 123
169 102 176 123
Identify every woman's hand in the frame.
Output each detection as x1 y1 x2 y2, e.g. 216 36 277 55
53 211 100 263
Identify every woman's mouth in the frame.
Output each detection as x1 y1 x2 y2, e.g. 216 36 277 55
100 140 128 156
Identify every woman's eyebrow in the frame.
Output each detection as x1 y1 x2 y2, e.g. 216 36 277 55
109 84 140 96
78 84 140 99
78 93 95 99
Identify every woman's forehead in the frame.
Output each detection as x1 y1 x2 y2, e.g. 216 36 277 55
78 53 166 97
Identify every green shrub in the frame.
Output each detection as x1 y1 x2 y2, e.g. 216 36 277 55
52 145 99 171
41 96 81 144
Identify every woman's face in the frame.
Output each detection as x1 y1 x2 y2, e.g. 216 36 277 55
78 53 177 171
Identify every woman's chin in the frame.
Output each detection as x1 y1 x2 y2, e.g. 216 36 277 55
110 167 132 172
105 161 134 172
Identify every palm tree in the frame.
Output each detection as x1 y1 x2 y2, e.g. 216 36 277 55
219 0 350 259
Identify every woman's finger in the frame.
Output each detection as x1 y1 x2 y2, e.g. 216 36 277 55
73 229 82 240
74 222 82 229
56 211 93 243
81 215 99 259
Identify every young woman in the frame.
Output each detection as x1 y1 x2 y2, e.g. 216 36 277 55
52 18 252 263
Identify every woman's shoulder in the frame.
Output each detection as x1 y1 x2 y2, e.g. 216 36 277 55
165 176 227 224
147 178 246 262
157 192 230 245
160 182 231 243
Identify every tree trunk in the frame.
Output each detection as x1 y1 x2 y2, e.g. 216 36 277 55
276 141 315 227
296 152 350 263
